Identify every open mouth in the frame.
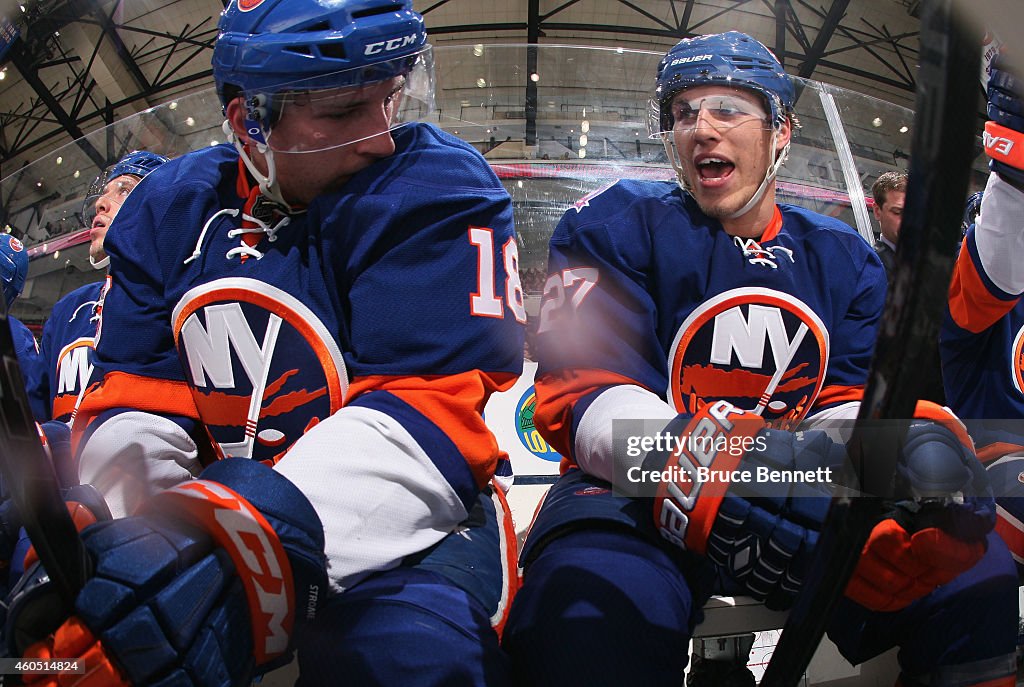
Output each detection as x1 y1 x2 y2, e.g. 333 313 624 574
695 157 735 183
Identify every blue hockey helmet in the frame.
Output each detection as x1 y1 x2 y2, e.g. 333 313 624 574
0 234 28 306
83 150 169 229
212 0 434 152
649 31 795 137
962 191 984 237
108 150 170 181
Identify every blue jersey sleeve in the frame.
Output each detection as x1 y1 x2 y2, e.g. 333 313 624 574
10 316 47 422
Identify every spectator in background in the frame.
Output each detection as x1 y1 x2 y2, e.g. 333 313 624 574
870 170 907 276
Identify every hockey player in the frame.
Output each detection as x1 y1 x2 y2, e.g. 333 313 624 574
942 57 1024 576
0 233 45 420
502 32 1018 687
7 1 525 685
28 150 169 428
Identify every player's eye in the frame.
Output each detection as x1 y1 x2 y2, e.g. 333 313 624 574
673 104 699 126
705 99 745 118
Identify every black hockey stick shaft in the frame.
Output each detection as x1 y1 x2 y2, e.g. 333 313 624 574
759 2 980 685
0 295 90 610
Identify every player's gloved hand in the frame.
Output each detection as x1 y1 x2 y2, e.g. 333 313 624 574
844 420 994 612
985 56 1024 189
9 484 113 589
5 458 327 686
0 420 89 596
647 400 839 610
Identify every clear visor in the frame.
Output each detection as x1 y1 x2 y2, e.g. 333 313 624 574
250 45 435 154
81 173 140 229
648 90 771 138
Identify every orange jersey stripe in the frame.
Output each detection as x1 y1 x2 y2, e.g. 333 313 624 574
948 248 1018 334
813 384 863 409
52 394 78 423
73 372 199 451
347 370 519 487
978 442 1024 465
533 369 647 460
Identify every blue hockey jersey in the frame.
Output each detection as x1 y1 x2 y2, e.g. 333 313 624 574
942 175 1024 459
29 281 104 422
941 173 1024 573
533 180 885 470
10 314 46 421
75 123 525 588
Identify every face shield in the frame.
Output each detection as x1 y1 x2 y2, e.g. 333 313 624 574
81 173 141 230
647 89 773 138
245 45 435 154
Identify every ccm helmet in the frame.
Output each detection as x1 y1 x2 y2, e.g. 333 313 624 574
212 0 434 152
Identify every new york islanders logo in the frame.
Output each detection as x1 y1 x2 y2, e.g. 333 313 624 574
666 287 829 427
1010 323 1024 397
515 386 562 462
172 277 348 461
52 336 96 421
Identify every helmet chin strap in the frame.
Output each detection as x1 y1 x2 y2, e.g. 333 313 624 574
90 254 109 270
724 131 789 219
221 120 295 213
662 129 790 222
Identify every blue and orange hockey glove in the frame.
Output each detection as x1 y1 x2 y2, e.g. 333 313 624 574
844 418 994 612
985 56 1024 190
6 458 327 686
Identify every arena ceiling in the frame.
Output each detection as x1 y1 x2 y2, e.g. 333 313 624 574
0 0 924 176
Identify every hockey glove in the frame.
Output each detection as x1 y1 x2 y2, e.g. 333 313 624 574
7 458 327 686
844 421 994 612
0 421 89 596
985 56 1024 189
648 401 840 609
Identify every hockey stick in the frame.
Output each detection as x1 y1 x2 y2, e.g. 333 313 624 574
0 294 90 614
758 2 980 685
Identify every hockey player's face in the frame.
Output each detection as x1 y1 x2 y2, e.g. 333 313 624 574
671 86 788 220
261 79 403 203
89 174 139 263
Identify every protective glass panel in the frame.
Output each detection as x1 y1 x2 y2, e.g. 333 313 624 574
0 44 991 329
